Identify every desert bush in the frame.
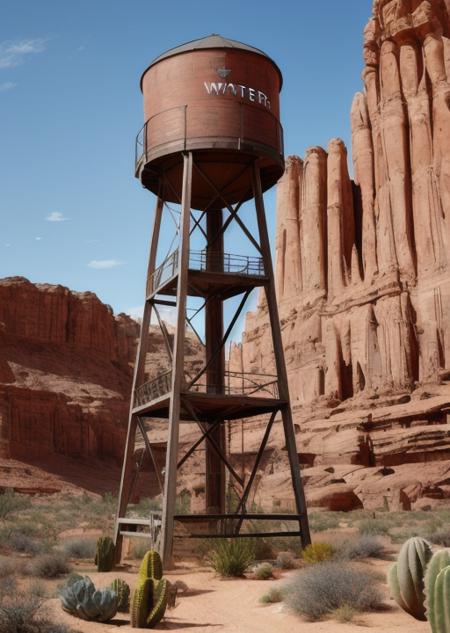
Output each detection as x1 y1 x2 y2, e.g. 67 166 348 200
301 542 334 564
28 552 71 578
334 536 386 560
254 562 273 580
358 518 391 536
253 538 275 561
28 580 48 598
308 512 341 532
260 587 283 604
61 538 96 559
0 489 31 519
0 558 15 578
276 551 296 569
0 590 77 633
430 531 450 547
6 531 45 555
207 539 255 577
284 561 384 620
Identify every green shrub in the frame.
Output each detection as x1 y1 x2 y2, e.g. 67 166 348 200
207 539 255 577
284 561 384 620
334 536 386 560
28 552 71 578
358 518 391 536
254 562 273 580
301 542 334 564
62 538 97 559
0 490 31 519
260 587 283 604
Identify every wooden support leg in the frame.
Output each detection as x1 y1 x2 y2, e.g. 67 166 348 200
251 161 311 548
159 152 193 567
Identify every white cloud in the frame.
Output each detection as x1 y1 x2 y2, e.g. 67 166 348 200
88 259 122 269
46 211 67 222
0 39 46 69
0 82 16 92
35 236 42 241
4 243 11 248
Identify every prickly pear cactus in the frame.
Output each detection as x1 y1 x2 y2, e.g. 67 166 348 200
147 578 169 627
387 536 433 621
139 549 163 581
425 550 450 632
130 578 152 628
95 536 115 572
59 575 118 622
110 578 130 612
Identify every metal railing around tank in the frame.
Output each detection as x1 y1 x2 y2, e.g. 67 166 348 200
134 369 279 409
147 248 265 297
135 101 284 172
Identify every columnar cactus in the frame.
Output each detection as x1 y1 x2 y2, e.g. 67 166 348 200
425 550 450 632
131 550 168 628
59 575 118 622
387 536 433 621
110 578 131 612
139 549 163 581
95 536 115 572
428 565 450 633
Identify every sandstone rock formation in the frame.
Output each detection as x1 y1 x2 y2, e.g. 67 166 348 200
226 0 450 512
0 277 139 466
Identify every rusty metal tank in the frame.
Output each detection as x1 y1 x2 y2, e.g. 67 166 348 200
136 35 284 209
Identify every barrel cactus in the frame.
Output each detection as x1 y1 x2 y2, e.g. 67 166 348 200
110 578 130 612
131 550 168 628
59 575 118 622
95 536 115 572
387 536 433 621
139 549 163 581
425 550 450 632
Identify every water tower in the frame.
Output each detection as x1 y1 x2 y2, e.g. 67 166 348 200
114 35 311 566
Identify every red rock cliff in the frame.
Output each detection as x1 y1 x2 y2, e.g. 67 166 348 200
0 277 139 464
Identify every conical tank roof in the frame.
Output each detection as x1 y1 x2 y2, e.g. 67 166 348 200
140 34 282 89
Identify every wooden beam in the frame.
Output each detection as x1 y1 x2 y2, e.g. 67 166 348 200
159 152 193 567
136 417 163 494
114 196 163 560
251 161 311 548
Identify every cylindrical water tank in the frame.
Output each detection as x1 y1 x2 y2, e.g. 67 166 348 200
136 35 284 208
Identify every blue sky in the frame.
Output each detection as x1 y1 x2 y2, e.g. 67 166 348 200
0 0 372 323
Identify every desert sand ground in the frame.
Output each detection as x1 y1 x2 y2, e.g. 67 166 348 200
45 560 429 633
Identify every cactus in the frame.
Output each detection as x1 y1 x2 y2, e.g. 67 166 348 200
147 578 169 627
387 536 433 621
95 536 115 572
110 578 130 612
139 549 163 581
130 578 152 628
131 551 168 628
429 565 450 633
425 550 450 631
59 575 118 622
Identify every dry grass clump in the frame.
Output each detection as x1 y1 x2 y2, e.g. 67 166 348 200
61 538 97 560
333 535 386 560
0 489 31 519
207 539 255 577
284 561 384 621
259 587 283 604
358 517 391 536
253 562 273 580
276 551 297 569
301 542 334 564
27 553 71 578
